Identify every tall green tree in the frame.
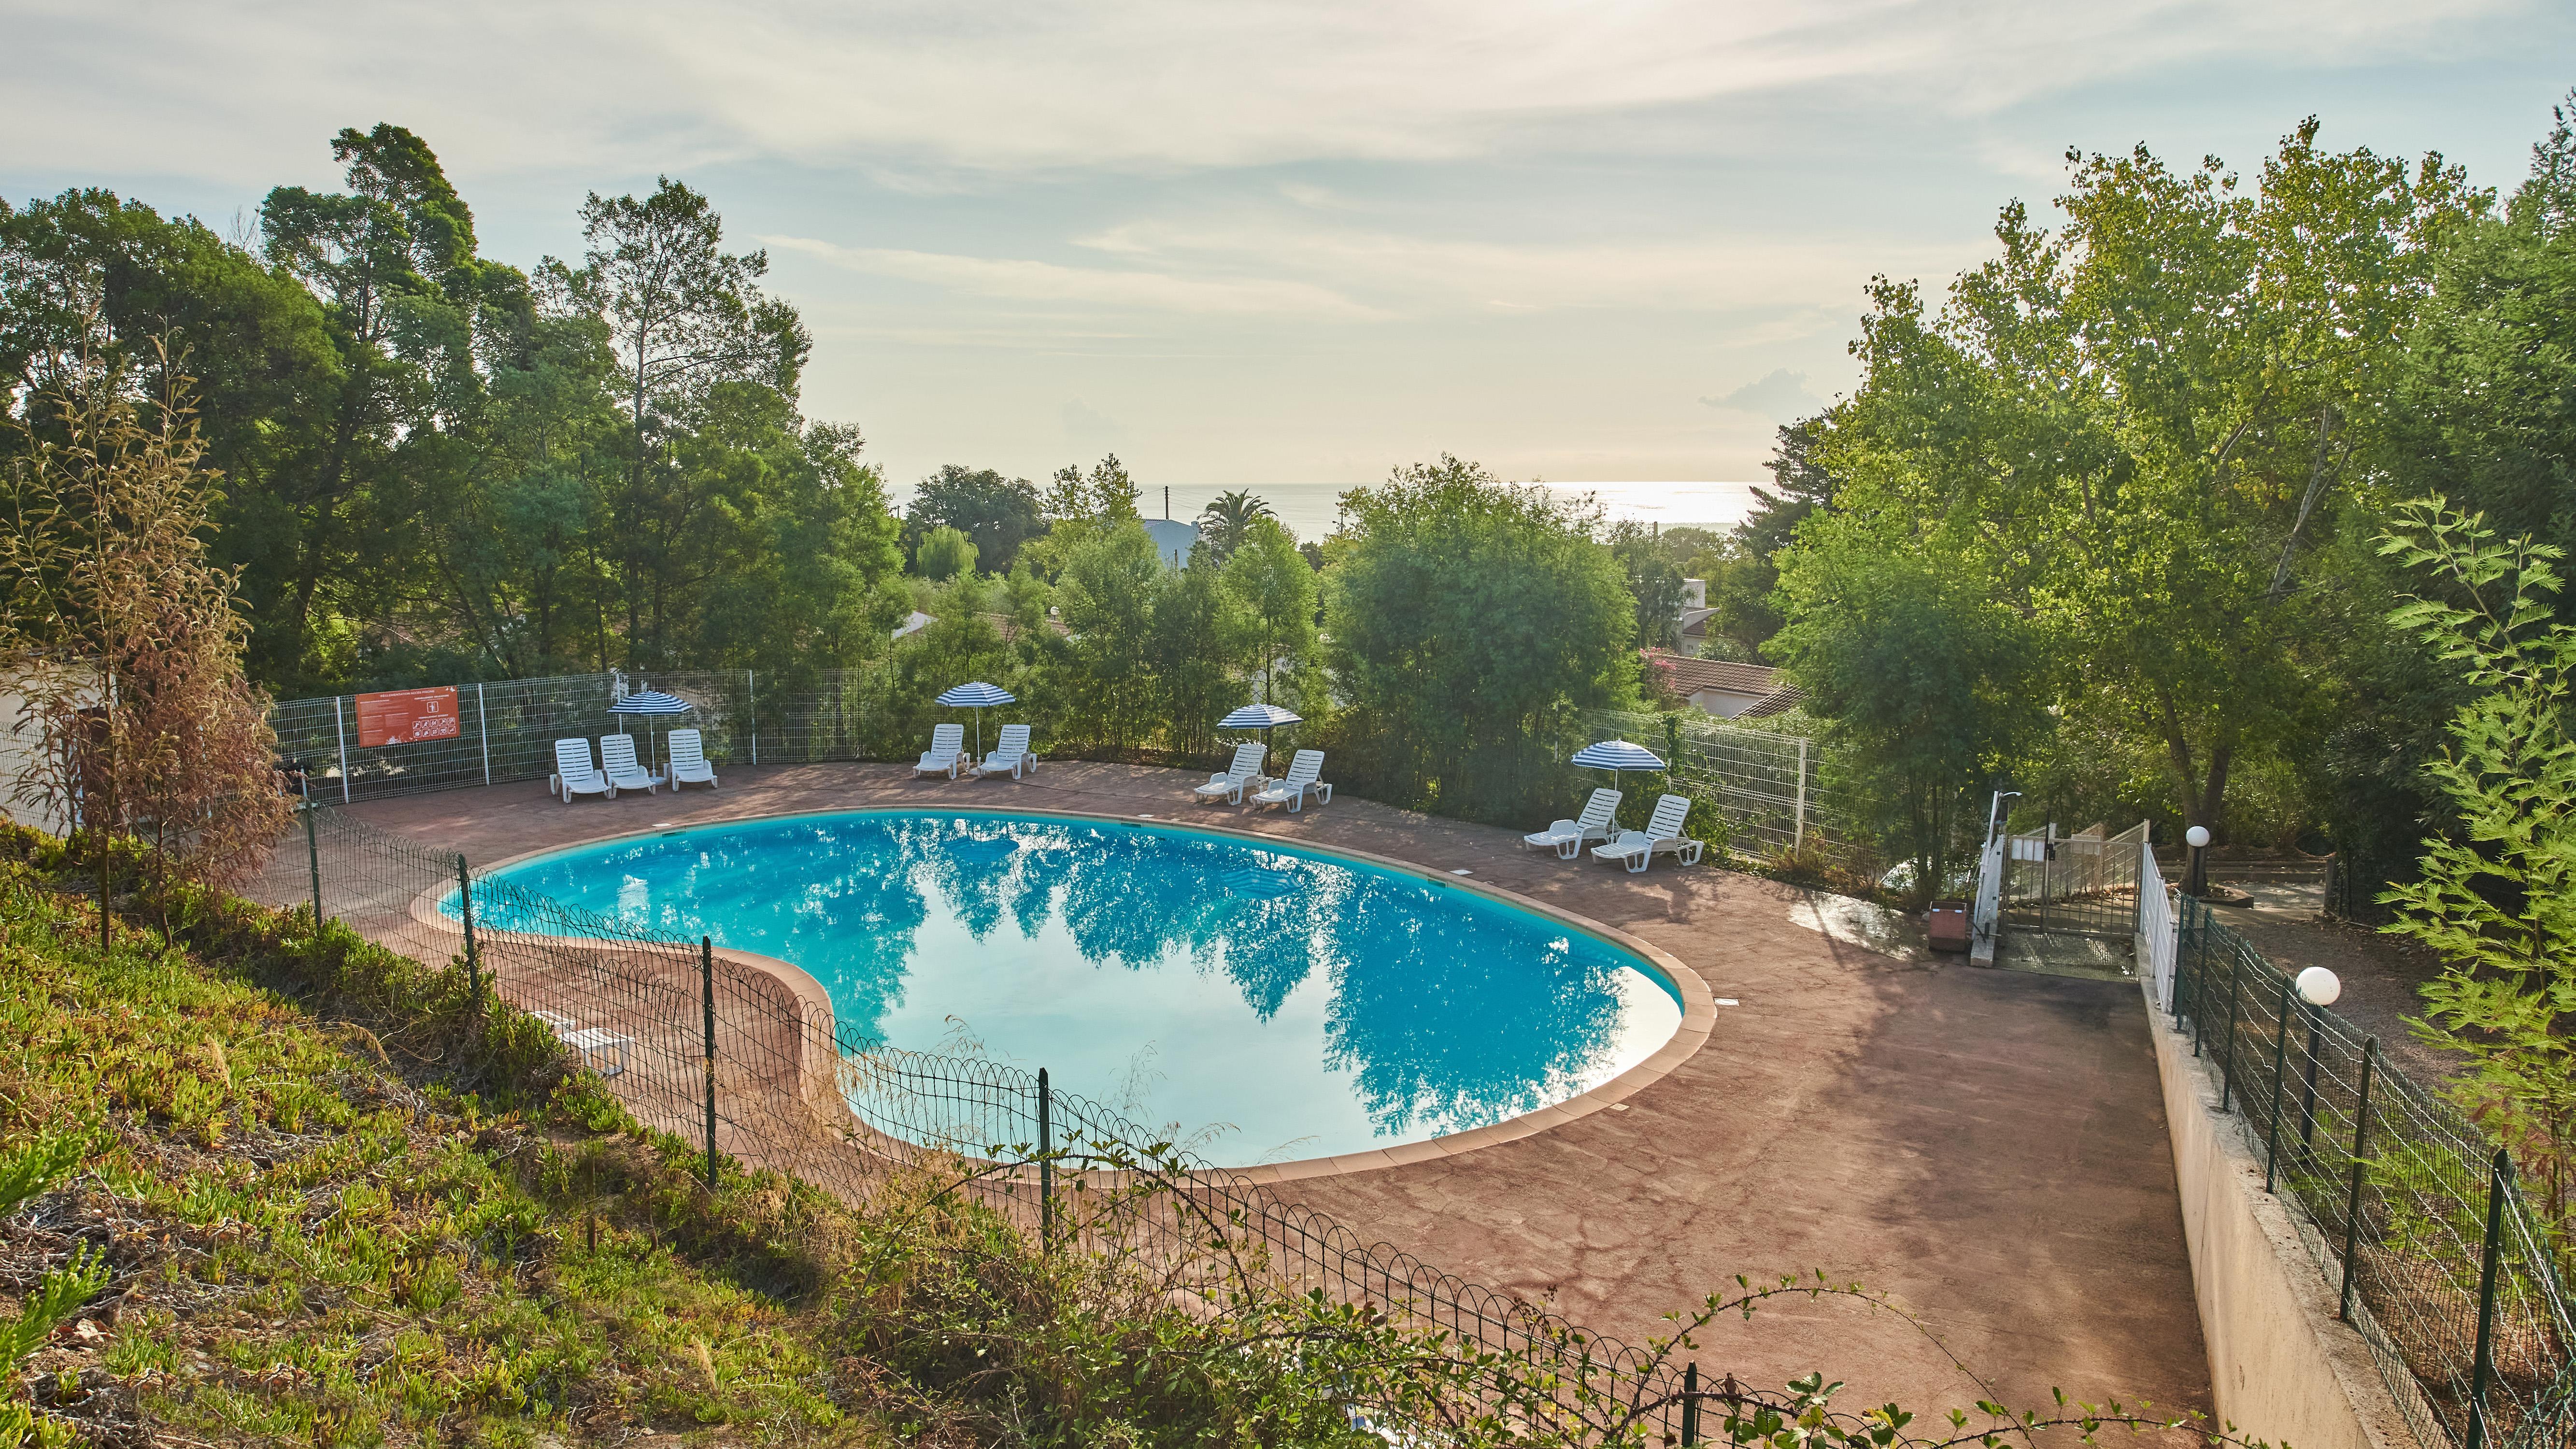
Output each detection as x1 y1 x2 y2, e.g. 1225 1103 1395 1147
1194 489 1273 566
1147 562 1247 759
1770 521 2046 898
563 177 809 665
1607 519 1688 651
1322 455 1635 820
1051 520 1161 751
1219 516 1317 707
1817 120 2487 834
909 465 1044 574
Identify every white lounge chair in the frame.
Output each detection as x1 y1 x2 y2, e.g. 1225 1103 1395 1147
913 723 968 779
1523 788 1622 861
552 738 613 804
978 723 1038 780
1592 793 1704 873
666 727 718 790
598 733 660 795
1251 750 1333 813
1194 741 1268 804
531 1008 633 1079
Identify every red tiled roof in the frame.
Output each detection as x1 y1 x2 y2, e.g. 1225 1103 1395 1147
1646 651 1807 717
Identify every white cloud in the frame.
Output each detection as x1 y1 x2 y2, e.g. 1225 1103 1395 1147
766 235 1384 318
1701 369 1823 419
0 0 2520 184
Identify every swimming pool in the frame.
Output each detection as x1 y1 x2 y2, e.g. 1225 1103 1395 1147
466 810 1682 1166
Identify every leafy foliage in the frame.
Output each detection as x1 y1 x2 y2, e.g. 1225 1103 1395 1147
2377 498 2576 1221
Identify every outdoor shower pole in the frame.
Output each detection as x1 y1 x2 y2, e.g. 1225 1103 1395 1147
746 669 758 766
701 936 719 1190
2338 1037 2376 1322
1793 739 1807 852
477 682 491 785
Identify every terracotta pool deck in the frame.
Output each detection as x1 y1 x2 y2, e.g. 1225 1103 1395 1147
337 760 2210 1428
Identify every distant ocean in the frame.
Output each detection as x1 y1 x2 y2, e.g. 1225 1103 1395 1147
1139 481 1767 544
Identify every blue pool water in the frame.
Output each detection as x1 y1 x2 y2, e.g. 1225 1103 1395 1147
468 811 1680 1165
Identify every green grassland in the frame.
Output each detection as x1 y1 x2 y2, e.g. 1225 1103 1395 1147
0 836 1402 1448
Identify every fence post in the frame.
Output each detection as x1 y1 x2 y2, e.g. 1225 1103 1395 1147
2296 1005 2326 1159
332 695 351 804
477 682 492 786
2264 976 2295 1193
304 801 324 925
2192 898 2211 1057
747 669 758 766
2221 944 2242 1112
2339 1037 2376 1322
455 854 479 1007
1793 739 1807 853
2465 1147 2512 1449
1038 1066 1054 1251
701 936 719 1190
1682 1360 1700 1445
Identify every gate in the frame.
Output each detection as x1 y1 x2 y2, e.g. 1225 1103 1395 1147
1999 823 2145 939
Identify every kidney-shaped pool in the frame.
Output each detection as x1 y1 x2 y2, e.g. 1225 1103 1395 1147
464 810 1682 1166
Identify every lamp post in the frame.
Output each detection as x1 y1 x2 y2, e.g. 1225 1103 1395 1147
2185 824 2211 897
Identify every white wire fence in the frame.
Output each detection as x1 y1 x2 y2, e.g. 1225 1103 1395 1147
1581 708 1876 872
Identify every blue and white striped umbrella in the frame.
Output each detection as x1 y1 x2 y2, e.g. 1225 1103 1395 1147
1570 739 1666 801
608 689 695 775
936 681 1017 756
1217 703 1303 774
1569 739 1665 772
1217 703 1302 730
936 682 1017 709
607 689 692 716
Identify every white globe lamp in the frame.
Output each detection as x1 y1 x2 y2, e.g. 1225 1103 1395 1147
2296 966 2342 1008
2185 825 2211 849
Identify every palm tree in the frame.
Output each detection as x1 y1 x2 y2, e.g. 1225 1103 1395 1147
1194 490 1273 565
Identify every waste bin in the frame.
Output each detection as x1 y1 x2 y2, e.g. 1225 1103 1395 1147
1925 899 1969 953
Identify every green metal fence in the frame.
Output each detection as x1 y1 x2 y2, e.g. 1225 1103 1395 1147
2173 896 2576 1449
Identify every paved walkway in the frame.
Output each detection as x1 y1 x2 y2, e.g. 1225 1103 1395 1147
336 761 2210 1427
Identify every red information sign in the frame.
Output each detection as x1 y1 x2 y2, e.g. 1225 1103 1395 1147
354 686 461 748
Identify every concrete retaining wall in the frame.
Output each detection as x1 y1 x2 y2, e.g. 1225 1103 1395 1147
2149 994 2417 1449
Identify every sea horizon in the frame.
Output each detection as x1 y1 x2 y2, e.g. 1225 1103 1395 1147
898 479 1769 545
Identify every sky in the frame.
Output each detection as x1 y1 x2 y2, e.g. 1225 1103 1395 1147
4 0 2571 510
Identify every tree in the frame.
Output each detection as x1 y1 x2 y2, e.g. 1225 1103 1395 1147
1322 455 1635 820
1195 489 1273 566
1607 519 1688 651
1769 520 2046 902
1816 120 2487 836
564 177 809 665
0 338 288 942
1147 563 1247 759
2376 498 2576 1222
910 465 1044 574
1703 420 1836 659
1051 521 1161 751
917 525 978 582
1219 517 1317 707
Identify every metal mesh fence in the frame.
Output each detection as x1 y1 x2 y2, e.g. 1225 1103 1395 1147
248 804 1699 1443
2171 897 2576 1449
1584 708 1873 870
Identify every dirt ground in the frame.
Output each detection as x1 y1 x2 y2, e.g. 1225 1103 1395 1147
2203 880 2464 1090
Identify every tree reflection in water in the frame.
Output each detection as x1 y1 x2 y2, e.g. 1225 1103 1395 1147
477 812 1673 1147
